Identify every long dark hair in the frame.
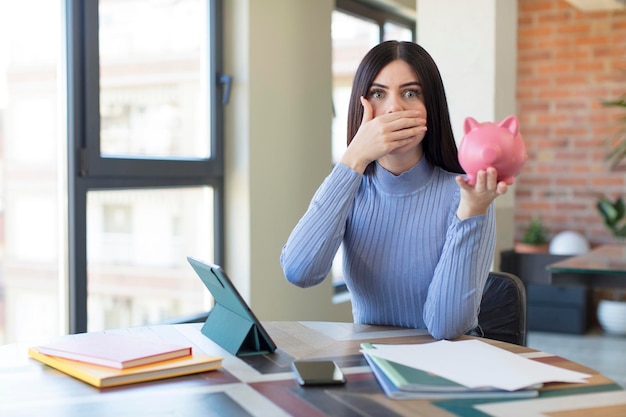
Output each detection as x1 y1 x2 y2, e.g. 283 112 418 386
347 41 464 174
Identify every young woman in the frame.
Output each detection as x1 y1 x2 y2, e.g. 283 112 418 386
280 41 509 340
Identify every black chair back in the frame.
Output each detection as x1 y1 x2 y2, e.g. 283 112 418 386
476 271 527 346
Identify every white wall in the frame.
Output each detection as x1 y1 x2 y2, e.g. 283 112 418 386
223 0 352 321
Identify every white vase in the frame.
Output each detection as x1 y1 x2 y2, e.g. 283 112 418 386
597 300 626 336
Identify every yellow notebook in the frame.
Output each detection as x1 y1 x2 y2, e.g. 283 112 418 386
28 346 222 388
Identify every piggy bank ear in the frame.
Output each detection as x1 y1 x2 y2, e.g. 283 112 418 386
463 117 480 134
499 115 519 136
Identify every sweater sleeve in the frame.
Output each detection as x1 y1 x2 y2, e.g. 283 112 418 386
422 204 496 340
280 163 362 287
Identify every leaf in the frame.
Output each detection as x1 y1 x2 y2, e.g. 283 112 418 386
602 98 626 108
597 196 626 237
597 198 618 225
616 197 626 219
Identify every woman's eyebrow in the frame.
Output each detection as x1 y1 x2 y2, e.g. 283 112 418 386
370 81 421 89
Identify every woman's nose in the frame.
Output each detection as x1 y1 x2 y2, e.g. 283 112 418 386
386 94 403 113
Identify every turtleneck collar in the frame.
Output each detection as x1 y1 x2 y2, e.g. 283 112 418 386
371 158 435 194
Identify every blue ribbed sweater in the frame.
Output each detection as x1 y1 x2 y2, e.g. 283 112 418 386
280 159 496 340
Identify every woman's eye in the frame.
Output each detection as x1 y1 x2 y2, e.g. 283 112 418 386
369 89 385 99
404 89 421 99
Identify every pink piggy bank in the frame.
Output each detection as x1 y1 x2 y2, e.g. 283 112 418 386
458 115 527 185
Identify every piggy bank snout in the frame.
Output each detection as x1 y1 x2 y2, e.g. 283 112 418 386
481 145 501 165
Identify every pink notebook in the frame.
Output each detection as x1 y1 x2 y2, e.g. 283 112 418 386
34 332 192 369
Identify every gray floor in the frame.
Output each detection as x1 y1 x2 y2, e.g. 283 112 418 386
526 328 626 388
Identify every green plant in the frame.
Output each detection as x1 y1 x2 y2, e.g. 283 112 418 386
603 96 626 169
597 196 626 239
521 218 549 245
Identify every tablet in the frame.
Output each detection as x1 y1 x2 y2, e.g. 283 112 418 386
187 256 277 357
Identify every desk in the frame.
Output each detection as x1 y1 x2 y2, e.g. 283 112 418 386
547 244 626 289
1 322 625 417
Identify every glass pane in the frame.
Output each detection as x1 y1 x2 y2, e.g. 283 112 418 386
98 0 210 159
87 187 214 331
0 0 64 343
331 11 379 164
383 21 413 42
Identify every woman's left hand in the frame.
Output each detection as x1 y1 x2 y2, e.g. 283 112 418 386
455 167 509 220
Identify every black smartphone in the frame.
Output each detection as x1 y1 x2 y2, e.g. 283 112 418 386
291 360 346 386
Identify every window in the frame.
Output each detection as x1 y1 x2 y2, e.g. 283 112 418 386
331 1 414 295
0 0 224 342
97 0 213 161
69 0 224 334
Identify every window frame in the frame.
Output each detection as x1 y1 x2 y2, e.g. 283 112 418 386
65 0 225 333
335 0 416 42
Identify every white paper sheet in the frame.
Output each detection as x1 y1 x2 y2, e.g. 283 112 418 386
475 391 626 417
364 339 590 391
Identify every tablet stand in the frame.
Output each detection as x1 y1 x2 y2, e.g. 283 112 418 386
201 304 274 356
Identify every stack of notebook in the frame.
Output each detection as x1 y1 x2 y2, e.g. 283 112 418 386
28 332 223 388
361 342 541 400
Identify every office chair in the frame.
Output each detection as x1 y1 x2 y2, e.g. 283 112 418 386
473 271 527 346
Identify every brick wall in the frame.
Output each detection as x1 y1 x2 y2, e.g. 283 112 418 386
516 0 626 246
